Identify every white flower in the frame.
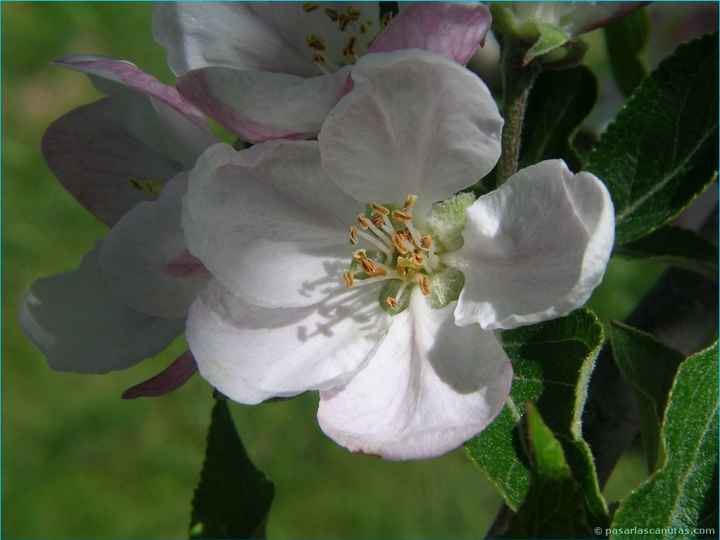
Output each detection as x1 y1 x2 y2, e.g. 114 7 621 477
182 51 614 460
21 57 213 392
153 2 492 142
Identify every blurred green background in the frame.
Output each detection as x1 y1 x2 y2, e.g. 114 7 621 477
4 4 706 539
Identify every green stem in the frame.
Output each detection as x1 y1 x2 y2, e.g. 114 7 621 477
495 41 542 185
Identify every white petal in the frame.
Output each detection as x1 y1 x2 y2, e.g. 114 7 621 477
153 3 378 76
318 291 513 460
99 173 210 319
452 160 615 330
183 142 361 308
319 50 502 218
20 248 183 374
177 67 349 142
187 279 390 404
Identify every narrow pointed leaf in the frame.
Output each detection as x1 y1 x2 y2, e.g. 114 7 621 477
503 404 591 538
604 8 649 96
466 309 608 526
190 399 274 539
586 33 719 245
615 226 718 278
611 343 718 538
609 322 684 472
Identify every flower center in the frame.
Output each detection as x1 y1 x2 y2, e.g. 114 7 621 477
342 194 440 313
301 3 390 73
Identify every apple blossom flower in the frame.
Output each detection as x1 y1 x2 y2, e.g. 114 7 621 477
153 2 492 142
181 51 614 459
21 56 215 393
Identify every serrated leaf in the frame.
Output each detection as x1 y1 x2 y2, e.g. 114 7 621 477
604 8 649 96
615 226 718 279
609 322 684 473
503 404 591 538
611 343 718 538
190 399 274 539
465 309 608 525
586 33 719 245
520 65 598 171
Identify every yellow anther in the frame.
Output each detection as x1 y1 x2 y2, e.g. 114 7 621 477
306 33 326 51
352 249 368 261
381 12 394 27
342 36 357 63
403 194 418 209
348 226 359 245
370 203 390 216
412 251 425 265
324 8 339 21
302 3 320 11
360 22 369 34
416 274 431 296
357 214 371 229
371 214 386 228
385 296 398 309
392 232 411 255
338 7 361 30
420 235 433 250
391 209 412 223
360 257 386 277
342 271 355 288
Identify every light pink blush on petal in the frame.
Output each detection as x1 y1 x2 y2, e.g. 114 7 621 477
55 55 208 126
122 351 197 399
177 70 309 143
369 3 492 65
164 250 210 278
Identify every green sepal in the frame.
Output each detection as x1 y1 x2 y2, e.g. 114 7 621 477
428 267 464 310
426 192 476 253
524 23 570 65
379 279 411 315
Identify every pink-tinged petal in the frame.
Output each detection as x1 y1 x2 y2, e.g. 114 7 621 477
54 55 207 126
186 279 389 405
165 250 207 278
41 98 182 227
369 3 492 65
183 142 361 309
122 351 197 399
319 50 502 219
178 67 349 143
99 173 210 319
451 160 614 330
54 55 216 170
318 292 513 460
20 247 184 374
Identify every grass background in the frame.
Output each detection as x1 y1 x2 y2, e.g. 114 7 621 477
4 4 703 538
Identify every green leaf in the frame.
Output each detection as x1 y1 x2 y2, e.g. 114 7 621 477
190 399 274 539
615 226 718 278
465 309 608 525
611 342 718 538
586 33 719 245
604 8 650 97
609 322 684 473
521 65 598 171
503 404 591 538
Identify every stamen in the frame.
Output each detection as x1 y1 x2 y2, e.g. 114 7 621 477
370 203 390 216
416 274 431 296
358 214 393 246
403 194 418 209
324 8 338 21
391 232 412 255
348 226 359 245
306 34 326 51
342 36 357 64
391 209 412 224
342 271 355 288
357 228 393 256
381 11 394 27
385 296 398 309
